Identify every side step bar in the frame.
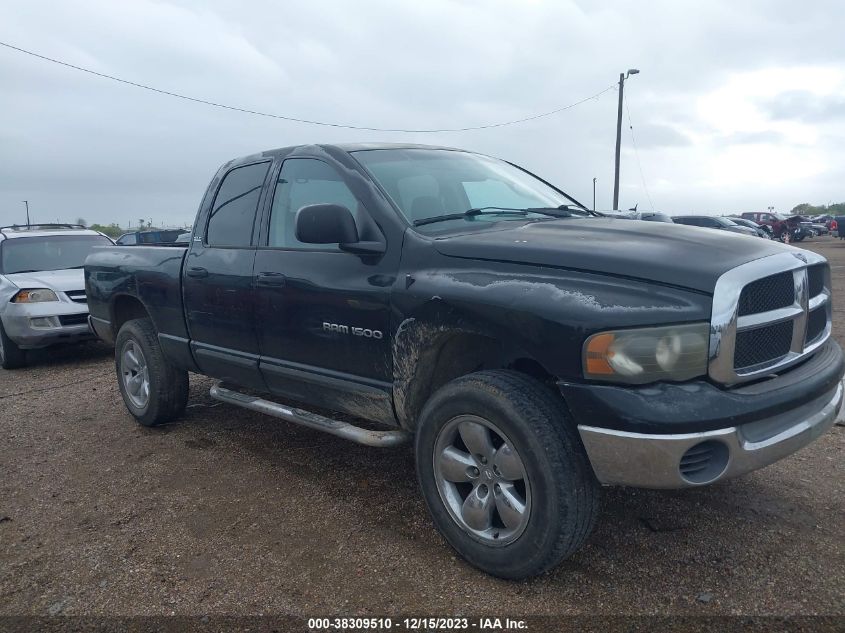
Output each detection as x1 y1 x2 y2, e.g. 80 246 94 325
209 382 411 448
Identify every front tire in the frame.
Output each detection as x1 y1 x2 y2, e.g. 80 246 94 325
115 318 188 427
0 320 27 370
415 370 599 579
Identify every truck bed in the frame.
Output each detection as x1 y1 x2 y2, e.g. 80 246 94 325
84 245 189 343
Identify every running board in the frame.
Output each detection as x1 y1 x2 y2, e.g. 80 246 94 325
208 383 411 448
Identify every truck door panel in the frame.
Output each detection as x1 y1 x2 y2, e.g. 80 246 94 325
183 160 271 390
253 157 395 422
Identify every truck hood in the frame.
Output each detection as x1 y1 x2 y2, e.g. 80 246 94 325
3 268 85 292
432 218 790 293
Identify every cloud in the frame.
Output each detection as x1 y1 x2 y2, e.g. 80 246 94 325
762 90 845 123
1 0 845 225
630 123 691 148
720 130 789 145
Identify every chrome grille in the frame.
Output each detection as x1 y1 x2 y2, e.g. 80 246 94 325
709 252 831 384
737 271 794 316
807 264 825 298
734 321 792 370
806 307 827 345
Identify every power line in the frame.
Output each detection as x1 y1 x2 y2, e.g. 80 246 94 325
624 97 655 212
0 40 616 133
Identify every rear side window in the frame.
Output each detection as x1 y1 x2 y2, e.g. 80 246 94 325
206 162 270 247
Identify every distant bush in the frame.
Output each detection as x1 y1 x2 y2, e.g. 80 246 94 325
89 223 124 238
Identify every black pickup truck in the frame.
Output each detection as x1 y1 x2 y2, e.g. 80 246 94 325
85 143 844 579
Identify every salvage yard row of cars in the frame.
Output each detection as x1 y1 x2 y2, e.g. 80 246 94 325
2 144 843 580
610 209 836 241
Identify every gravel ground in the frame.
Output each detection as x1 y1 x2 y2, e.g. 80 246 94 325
0 239 843 618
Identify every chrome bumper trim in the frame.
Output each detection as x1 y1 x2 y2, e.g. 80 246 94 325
577 383 843 489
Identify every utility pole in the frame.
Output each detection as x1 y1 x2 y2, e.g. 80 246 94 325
23 200 30 227
593 178 597 211
613 69 640 210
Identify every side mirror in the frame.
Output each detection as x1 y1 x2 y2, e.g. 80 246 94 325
295 203 386 255
295 204 359 244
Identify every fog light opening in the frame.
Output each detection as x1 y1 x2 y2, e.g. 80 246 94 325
679 440 729 485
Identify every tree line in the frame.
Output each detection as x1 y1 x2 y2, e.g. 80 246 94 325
790 202 845 216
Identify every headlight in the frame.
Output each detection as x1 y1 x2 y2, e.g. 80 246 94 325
583 322 709 384
12 289 59 303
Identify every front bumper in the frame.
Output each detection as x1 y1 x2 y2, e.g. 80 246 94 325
578 383 842 488
561 339 844 488
1 302 94 349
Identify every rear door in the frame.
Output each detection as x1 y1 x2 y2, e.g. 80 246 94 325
183 160 272 389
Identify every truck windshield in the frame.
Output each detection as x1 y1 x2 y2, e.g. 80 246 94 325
1 235 112 274
353 148 587 230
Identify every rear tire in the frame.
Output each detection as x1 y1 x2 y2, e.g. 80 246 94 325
0 320 27 370
415 370 599 579
115 318 188 426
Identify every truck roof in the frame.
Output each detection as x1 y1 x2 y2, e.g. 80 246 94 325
228 142 472 167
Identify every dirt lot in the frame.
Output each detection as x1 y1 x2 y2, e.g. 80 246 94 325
1 239 843 619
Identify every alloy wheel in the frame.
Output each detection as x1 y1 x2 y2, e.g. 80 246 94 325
121 340 150 409
433 415 531 546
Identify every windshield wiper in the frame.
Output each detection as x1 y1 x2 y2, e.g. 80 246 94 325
412 205 574 227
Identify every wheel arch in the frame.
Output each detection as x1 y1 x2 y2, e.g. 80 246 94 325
110 294 153 338
392 310 558 430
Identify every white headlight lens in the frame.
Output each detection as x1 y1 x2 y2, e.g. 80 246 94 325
13 288 59 303
584 322 710 384
655 333 683 371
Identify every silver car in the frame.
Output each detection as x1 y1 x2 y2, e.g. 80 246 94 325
0 224 114 369
672 215 760 236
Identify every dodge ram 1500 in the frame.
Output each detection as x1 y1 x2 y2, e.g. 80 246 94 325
85 143 844 578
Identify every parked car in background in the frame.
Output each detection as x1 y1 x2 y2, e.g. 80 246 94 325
832 217 845 239
0 224 114 369
808 221 829 236
812 214 835 228
636 212 674 223
726 217 770 238
115 229 186 245
598 210 675 223
740 212 804 242
672 215 758 236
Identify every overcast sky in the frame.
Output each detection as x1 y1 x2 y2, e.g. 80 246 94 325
2 0 844 228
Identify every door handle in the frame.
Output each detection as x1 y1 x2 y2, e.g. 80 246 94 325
256 271 286 287
186 266 208 278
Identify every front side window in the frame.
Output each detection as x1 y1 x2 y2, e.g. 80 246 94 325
206 162 270 247
268 159 360 249
1 235 112 274
354 148 583 231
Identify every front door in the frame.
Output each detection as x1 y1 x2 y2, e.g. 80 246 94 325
183 160 272 389
252 157 395 423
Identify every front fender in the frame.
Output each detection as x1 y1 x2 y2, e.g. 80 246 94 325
391 263 712 426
